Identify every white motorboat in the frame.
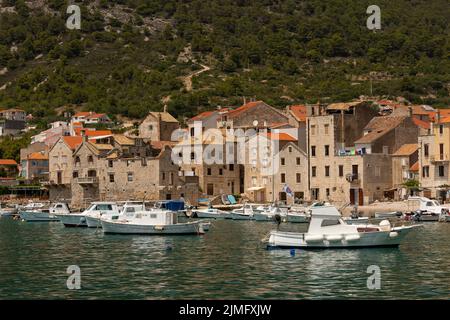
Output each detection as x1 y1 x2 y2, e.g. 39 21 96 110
374 211 402 219
101 208 205 235
84 202 121 228
266 204 420 249
408 196 448 222
19 202 69 222
413 212 440 222
193 207 230 219
0 203 18 217
230 203 259 220
254 205 287 222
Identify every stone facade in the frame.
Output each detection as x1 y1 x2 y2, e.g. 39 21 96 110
138 111 179 141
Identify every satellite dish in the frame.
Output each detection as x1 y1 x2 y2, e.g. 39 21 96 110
253 120 259 127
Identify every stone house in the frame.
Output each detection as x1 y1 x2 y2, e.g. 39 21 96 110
0 108 27 121
0 159 18 178
63 136 198 208
20 151 49 181
244 132 308 204
47 136 83 201
138 108 179 141
418 117 450 200
307 101 392 205
391 144 419 200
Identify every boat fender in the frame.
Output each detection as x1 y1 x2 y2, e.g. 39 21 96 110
325 234 343 241
345 234 361 241
389 231 398 238
305 234 324 242
154 226 164 231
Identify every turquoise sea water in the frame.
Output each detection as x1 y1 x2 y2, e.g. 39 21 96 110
0 218 449 299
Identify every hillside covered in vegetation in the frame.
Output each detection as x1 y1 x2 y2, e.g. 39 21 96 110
0 0 449 121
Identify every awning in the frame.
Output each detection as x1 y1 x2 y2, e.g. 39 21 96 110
247 186 265 191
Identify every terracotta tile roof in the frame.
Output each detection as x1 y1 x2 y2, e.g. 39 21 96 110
87 113 107 119
189 110 215 122
0 108 26 113
62 136 83 150
74 128 112 137
355 116 407 144
263 132 297 141
27 152 48 160
0 159 18 166
410 161 419 171
392 144 418 156
226 101 265 118
412 117 431 129
73 112 91 117
288 105 307 122
438 116 450 124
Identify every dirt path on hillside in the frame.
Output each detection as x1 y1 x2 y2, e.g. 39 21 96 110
181 64 210 92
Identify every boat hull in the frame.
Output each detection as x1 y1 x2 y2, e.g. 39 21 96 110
231 213 254 220
267 227 417 249
56 214 87 227
414 214 439 222
253 213 274 221
85 215 102 228
19 211 60 222
101 220 204 235
195 211 227 219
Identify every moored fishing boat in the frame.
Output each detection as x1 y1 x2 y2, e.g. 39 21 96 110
0 203 18 217
19 202 69 222
193 207 229 219
266 204 421 249
230 203 259 220
101 208 205 235
343 216 369 225
374 211 402 219
84 202 121 228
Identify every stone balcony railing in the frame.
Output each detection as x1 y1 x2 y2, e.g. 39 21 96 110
431 154 450 163
76 177 99 184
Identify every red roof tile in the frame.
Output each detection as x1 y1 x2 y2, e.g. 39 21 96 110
189 111 215 122
27 152 48 160
227 101 264 118
410 161 419 171
62 136 83 150
0 159 18 166
288 105 307 122
264 132 297 141
412 117 431 129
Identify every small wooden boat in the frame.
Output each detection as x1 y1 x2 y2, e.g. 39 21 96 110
193 207 229 219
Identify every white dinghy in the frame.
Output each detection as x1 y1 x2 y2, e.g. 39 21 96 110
19 202 69 222
266 204 420 249
230 203 260 220
101 208 205 235
192 206 230 219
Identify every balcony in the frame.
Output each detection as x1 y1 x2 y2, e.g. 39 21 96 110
77 177 99 184
346 173 360 183
430 154 450 163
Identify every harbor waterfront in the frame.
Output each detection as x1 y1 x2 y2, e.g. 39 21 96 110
0 217 449 300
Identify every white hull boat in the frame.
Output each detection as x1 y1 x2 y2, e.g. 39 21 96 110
231 203 262 220
266 205 420 249
19 203 69 222
193 208 229 219
0 204 18 217
56 213 87 227
374 211 402 219
413 213 440 222
101 209 205 235
254 212 274 221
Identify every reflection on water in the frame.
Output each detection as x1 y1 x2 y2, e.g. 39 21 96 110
0 218 449 299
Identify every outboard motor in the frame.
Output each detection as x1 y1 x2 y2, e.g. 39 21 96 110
274 214 282 230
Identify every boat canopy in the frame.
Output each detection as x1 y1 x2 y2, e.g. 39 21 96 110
310 205 341 218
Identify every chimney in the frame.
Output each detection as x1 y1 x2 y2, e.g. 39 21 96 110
163 105 168 113
81 129 88 142
437 109 441 123
408 106 413 118
243 96 247 105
